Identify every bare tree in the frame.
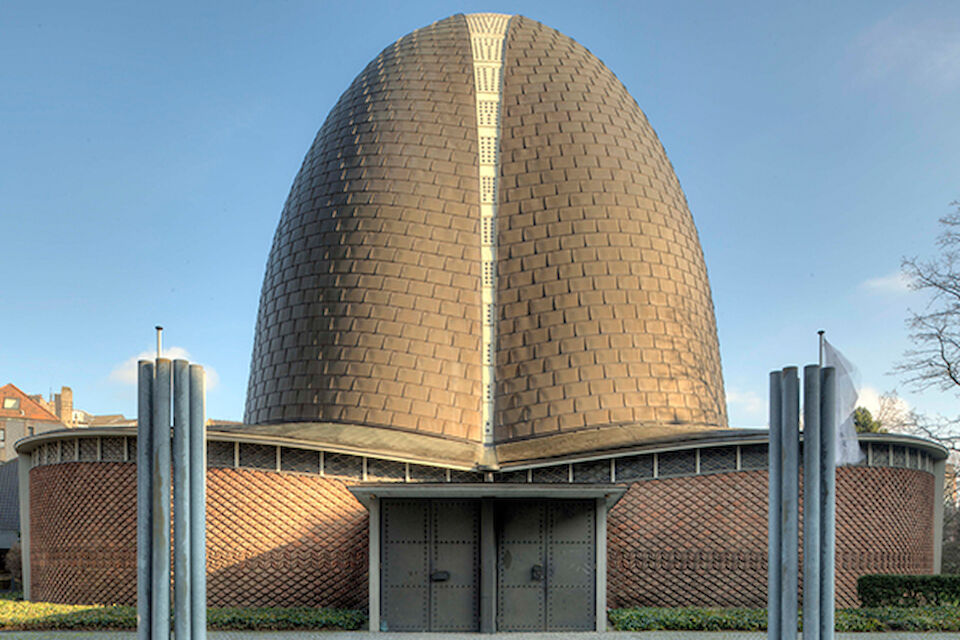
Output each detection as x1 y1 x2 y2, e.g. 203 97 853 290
895 205 960 571
895 203 960 458
898 203 960 393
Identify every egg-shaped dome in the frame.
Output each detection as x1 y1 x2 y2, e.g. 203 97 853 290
244 13 726 467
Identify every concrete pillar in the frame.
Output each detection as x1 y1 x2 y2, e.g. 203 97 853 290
368 497 380 633
595 497 608 633
17 453 31 600
934 458 946 573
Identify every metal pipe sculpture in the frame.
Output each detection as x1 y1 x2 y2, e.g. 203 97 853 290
138 357 207 640
768 365 837 640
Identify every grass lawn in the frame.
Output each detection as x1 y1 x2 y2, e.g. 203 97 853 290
0 592 366 631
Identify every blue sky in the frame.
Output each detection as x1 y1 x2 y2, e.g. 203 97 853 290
2 0 958 427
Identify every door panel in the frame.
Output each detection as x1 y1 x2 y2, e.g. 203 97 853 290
382 585 428 631
496 501 546 631
430 501 480 631
546 501 595 631
498 584 545 630
550 544 593 585
381 500 429 631
496 500 595 632
380 499 479 632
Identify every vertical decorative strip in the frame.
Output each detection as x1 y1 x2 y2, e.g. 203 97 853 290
466 13 510 447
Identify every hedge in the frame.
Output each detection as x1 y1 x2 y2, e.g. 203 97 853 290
608 606 960 632
608 607 766 631
858 574 960 606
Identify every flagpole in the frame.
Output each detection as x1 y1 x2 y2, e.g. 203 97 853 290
818 329 825 367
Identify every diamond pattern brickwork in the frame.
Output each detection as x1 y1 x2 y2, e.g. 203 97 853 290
30 463 137 604
27 456 935 609
205 468 368 608
494 16 727 441
244 14 484 442
29 463 369 608
607 467 934 608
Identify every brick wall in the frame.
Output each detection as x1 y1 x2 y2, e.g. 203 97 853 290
29 462 933 608
30 464 368 607
607 467 934 608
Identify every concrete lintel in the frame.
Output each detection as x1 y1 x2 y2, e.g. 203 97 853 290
349 483 627 510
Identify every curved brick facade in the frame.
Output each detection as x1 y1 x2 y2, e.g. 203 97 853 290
245 13 726 459
608 467 934 608
30 463 368 607
29 458 933 608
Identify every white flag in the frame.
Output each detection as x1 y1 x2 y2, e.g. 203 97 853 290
822 338 865 466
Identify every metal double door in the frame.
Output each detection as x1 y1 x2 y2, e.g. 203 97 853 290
380 499 480 632
380 498 595 632
496 500 596 631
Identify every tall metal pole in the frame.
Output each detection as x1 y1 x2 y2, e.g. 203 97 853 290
767 371 782 640
803 366 822 640
137 361 154 640
820 366 837 640
173 360 191 640
189 365 207 640
780 367 800 638
151 358 172 640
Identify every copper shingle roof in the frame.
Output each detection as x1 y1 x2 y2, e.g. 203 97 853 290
244 14 726 467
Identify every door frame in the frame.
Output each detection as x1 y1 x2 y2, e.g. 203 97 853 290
352 484 625 633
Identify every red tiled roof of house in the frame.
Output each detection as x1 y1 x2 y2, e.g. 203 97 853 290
0 383 64 423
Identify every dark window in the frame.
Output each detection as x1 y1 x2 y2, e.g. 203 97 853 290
79 438 97 461
531 465 569 483
408 464 447 482
572 459 611 483
207 441 234 468
280 447 319 474
658 450 696 477
615 454 654 481
494 470 528 483
323 453 363 479
699 447 737 473
449 470 483 483
893 446 906 467
27 426 34 436
101 437 124 461
239 443 276 470
367 458 405 482
740 444 768 470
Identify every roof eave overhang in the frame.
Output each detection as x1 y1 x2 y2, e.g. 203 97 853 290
348 483 628 510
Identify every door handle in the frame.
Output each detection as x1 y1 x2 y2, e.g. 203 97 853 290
430 570 450 582
531 564 543 581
